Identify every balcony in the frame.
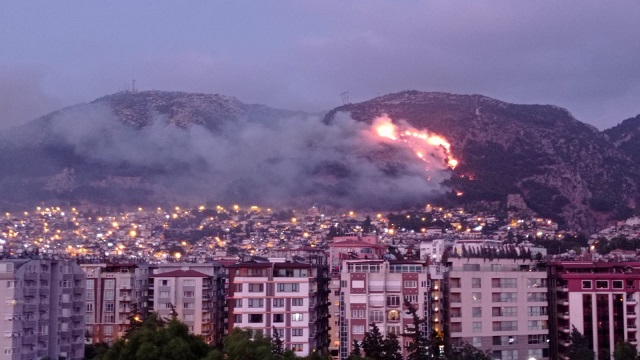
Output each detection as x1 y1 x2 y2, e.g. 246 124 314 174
23 288 37 297
120 295 132 302
561 326 571 333
24 273 37 280
630 338 638 344
558 285 569 292
23 304 37 312
560 312 570 320
628 298 637 305
559 340 571 347
23 320 36 329
21 334 36 345
72 329 84 337
628 325 637 331
74 273 84 280
629 312 637 318
557 299 569 306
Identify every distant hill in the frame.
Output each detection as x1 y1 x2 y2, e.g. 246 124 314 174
325 91 640 232
2 89 639 233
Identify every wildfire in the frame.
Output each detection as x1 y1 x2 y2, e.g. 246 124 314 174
373 115 458 170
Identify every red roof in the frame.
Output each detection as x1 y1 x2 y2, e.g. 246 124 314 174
150 269 211 278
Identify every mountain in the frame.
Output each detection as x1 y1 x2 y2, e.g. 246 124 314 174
604 114 640 163
324 91 640 232
2 89 639 233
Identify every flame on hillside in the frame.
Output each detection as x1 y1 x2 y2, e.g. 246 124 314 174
372 115 458 170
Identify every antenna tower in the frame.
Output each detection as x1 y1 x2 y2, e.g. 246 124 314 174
340 91 350 105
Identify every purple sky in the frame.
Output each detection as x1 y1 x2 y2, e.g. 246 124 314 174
1 1 639 130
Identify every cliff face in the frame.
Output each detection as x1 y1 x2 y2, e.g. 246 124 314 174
325 91 640 232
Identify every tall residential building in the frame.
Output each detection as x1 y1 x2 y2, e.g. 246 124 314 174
0 259 86 360
548 261 640 360
149 263 226 345
445 258 549 360
228 258 330 357
338 259 431 360
81 263 151 344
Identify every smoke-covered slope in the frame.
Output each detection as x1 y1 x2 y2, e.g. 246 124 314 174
0 91 448 211
325 91 640 232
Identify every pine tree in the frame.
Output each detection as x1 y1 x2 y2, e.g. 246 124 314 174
568 326 595 360
362 322 385 359
402 299 430 360
382 333 403 360
272 327 284 359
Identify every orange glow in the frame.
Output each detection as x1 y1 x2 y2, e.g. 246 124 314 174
372 115 458 170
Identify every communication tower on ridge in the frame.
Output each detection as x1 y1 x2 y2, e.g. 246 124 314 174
340 91 350 105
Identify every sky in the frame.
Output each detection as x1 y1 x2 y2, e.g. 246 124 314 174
1 1 639 130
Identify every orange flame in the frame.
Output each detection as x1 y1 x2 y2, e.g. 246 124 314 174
372 115 458 170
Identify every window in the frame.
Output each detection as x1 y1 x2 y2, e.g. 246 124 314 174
292 298 304 306
388 310 400 321
292 313 304 322
273 298 284 308
500 349 518 360
86 303 94 312
492 292 517 302
404 280 417 288
472 278 481 288
248 298 263 308
292 328 303 336
472 307 482 317
528 349 543 359
405 295 418 304
387 326 400 335
234 283 243 292
85 314 93 324
528 320 548 330
352 310 365 319
472 337 482 347
105 302 114 312
492 278 517 288
450 278 461 288
104 290 114 301
527 306 548 316
386 295 400 306
183 291 194 298
292 344 303 352
183 302 194 309
104 314 115 323
370 310 383 322
234 299 242 308
351 280 364 288
463 264 480 271
492 321 517 331
613 280 624 289
273 314 284 323
248 314 263 323
596 280 608 289
528 334 548 344
472 321 482 333
161 280 169 286
184 314 194 321
352 325 365 334
277 283 299 292
183 279 195 286
6 281 16 288
582 280 592 289
491 264 503 271
527 292 547 302
450 322 462 332
472 293 482 302
492 306 517 317
86 290 94 301
234 314 242 323
159 291 170 298
103 326 113 336
105 280 115 289
249 283 265 293
527 278 547 288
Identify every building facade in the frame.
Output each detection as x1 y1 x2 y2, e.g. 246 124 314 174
548 261 640 360
445 258 549 360
81 263 151 344
0 259 86 360
338 259 431 360
228 258 330 357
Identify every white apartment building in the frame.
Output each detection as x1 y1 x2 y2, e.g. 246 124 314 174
0 259 86 360
338 259 431 360
446 258 549 360
81 263 151 344
149 267 216 344
228 258 330 357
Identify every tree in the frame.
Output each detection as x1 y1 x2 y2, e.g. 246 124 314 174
568 326 595 360
381 333 403 360
222 328 273 360
272 327 285 359
362 322 385 359
614 341 639 360
448 342 491 360
125 303 144 337
402 299 431 360
347 340 365 360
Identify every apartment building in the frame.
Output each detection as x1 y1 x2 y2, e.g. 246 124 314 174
0 259 86 360
445 258 549 360
81 263 151 344
228 258 330 357
338 259 431 360
548 261 640 360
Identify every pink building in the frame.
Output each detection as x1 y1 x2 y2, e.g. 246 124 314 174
329 235 386 274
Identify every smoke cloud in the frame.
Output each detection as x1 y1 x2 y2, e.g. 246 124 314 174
46 105 452 209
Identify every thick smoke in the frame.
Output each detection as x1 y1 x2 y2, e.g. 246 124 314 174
47 105 452 209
